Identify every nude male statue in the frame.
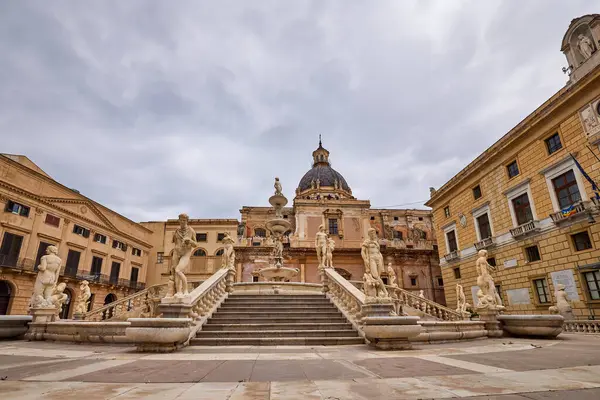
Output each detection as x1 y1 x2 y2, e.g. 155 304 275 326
315 224 328 268
30 245 62 308
361 228 388 298
171 213 197 296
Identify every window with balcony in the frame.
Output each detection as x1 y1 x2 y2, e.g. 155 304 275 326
552 170 581 209
533 278 551 304
5 200 30 217
571 231 592 251
472 185 482 200
131 248 142 257
44 213 60 227
446 229 458 253
545 133 563 155
94 233 106 244
525 245 541 262
196 233 207 242
583 270 600 300
0 232 23 267
453 267 461 279
328 218 338 235
90 256 103 276
65 250 81 277
130 267 139 284
507 160 520 178
476 213 492 240
72 225 90 238
109 262 120 284
512 193 533 225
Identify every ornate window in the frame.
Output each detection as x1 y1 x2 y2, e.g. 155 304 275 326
193 248 206 257
552 170 581 209
328 218 338 235
254 228 266 238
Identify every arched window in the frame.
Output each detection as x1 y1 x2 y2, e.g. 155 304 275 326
254 228 266 238
104 293 117 304
193 248 207 257
215 249 224 256
59 288 73 319
0 280 13 315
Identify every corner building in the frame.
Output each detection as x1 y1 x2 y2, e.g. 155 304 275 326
0 154 153 317
426 15 600 318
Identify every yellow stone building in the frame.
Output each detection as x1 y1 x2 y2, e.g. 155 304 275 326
426 15 600 318
0 154 153 317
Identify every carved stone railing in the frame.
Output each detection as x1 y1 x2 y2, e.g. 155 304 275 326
184 268 233 321
510 220 541 238
563 320 600 334
323 268 365 331
349 281 463 322
549 202 590 224
80 283 167 322
444 250 459 263
474 237 495 251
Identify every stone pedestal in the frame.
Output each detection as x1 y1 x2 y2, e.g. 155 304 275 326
125 318 193 352
362 316 422 350
25 307 57 341
477 308 503 338
362 303 395 318
158 301 193 319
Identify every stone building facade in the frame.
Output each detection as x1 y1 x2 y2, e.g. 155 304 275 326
426 15 600 318
0 154 153 316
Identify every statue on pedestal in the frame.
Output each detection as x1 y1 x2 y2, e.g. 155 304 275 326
30 245 61 309
387 263 398 288
549 284 575 320
315 224 328 269
325 237 335 268
455 284 471 317
274 177 283 196
170 213 197 297
578 34 595 60
475 250 504 310
51 282 68 319
361 228 389 302
221 233 236 271
74 281 91 314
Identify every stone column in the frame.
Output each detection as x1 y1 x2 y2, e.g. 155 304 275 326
236 262 242 283
300 263 305 283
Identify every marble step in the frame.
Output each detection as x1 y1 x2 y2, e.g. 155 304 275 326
202 322 353 331
224 299 332 305
212 311 342 318
218 305 337 311
190 337 365 346
228 294 326 298
210 317 349 324
196 329 359 338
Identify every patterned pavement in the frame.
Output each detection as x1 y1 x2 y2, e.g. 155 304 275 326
0 334 599 399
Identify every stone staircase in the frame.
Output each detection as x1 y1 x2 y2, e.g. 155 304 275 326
191 293 363 346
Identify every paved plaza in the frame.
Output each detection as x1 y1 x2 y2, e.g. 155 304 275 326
0 335 599 399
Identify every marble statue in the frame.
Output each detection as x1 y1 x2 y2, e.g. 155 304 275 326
274 177 283 196
51 282 68 319
30 245 62 308
429 187 436 196
316 179 320 189
361 228 389 301
418 289 425 299
221 233 236 270
74 280 91 314
387 263 398 288
311 179 316 190
455 284 470 316
578 34 595 60
171 213 197 296
273 236 283 260
325 237 335 268
315 224 328 268
475 250 504 310
551 284 575 320
333 179 339 190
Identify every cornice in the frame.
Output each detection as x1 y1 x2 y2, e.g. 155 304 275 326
0 222 32 235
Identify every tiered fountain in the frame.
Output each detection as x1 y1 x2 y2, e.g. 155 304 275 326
257 178 299 282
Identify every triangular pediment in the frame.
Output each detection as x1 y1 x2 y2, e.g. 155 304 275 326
43 197 118 231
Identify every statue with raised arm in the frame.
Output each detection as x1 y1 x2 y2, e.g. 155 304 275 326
274 177 283 196
315 224 328 268
170 213 197 297
325 237 335 268
475 249 504 310
361 228 389 301
578 34 595 60
73 280 91 314
51 282 68 319
221 233 236 270
30 245 61 309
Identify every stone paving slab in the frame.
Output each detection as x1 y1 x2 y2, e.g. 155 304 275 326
3 358 103 381
354 356 478 378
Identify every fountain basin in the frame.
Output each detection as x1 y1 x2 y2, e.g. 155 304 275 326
269 194 288 208
266 219 291 236
498 315 564 338
258 266 299 282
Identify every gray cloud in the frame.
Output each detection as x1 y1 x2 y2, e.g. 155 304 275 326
0 0 595 221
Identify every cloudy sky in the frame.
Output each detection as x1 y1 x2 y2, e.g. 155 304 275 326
1 1 595 221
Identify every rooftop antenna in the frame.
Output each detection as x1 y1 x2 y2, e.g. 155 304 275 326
319 134 322 147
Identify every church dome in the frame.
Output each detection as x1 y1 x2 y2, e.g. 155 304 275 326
296 138 351 194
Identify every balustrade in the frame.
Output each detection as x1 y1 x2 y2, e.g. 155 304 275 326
324 268 365 326
563 320 600 334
